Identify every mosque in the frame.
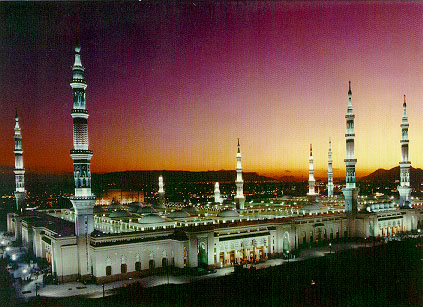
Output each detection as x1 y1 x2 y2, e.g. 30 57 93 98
7 43 423 283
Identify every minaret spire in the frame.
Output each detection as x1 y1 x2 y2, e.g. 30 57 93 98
234 139 245 209
214 182 222 204
14 110 26 212
307 144 317 199
343 81 359 217
158 175 165 205
327 138 334 197
398 94 411 208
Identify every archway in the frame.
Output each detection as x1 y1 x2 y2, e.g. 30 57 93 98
197 241 208 267
282 232 290 253
149 259 155 270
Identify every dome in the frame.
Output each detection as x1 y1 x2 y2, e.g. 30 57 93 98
127 202 142 213
137 206 157 214
152 203 166 210
128 206 140 213
217 209 239 218
300 202 328 213
93 206 105 214
129 202 142 207
107 203 120 211
109 210 131 218
182 205 199 215
139 213 165 224
168 210 190 219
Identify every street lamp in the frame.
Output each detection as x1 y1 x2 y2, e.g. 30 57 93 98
287 250 290 263
329 243 332 254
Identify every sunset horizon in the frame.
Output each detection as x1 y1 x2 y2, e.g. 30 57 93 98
2 2 423 180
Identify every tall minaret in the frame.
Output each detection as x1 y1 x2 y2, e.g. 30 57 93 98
14 110 26 213
234 138 245 210
214 182 222 204
307 144 317 199
158 175 165 205
398 95 411 208
70 40 95 235
343 81 359 216
327 138 334 197
69 40 95 278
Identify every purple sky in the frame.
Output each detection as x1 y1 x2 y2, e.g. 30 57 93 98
1 2 423 178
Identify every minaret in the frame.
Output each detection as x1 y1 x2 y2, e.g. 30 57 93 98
69 40 95 278
158 175 165 205
327 138 334 197
214 182 222 204
14 110 26 213
398 95 411 208
307 144 317 199
234 138 245 210
343 81 359 216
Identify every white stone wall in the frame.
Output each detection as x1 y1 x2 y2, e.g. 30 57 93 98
90 239 185 278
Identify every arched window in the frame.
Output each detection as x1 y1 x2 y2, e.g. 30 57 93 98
121 263 127 274
120 255 127 274
105 257 112 276
149 259 155 270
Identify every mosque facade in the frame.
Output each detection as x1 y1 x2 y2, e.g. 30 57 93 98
6 44 423 283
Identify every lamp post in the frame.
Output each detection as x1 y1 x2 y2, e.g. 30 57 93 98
329 243 332 254
287 250 290 263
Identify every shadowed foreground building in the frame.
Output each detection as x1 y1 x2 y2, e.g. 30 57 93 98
7 44 423 283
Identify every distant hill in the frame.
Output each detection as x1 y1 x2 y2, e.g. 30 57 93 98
0 170 276 196
0 170 74 195
92 170 276 188
360 166 423 186
274 175 346 183
275 175 302 182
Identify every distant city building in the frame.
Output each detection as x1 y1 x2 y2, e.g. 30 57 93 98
95 189 145 206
